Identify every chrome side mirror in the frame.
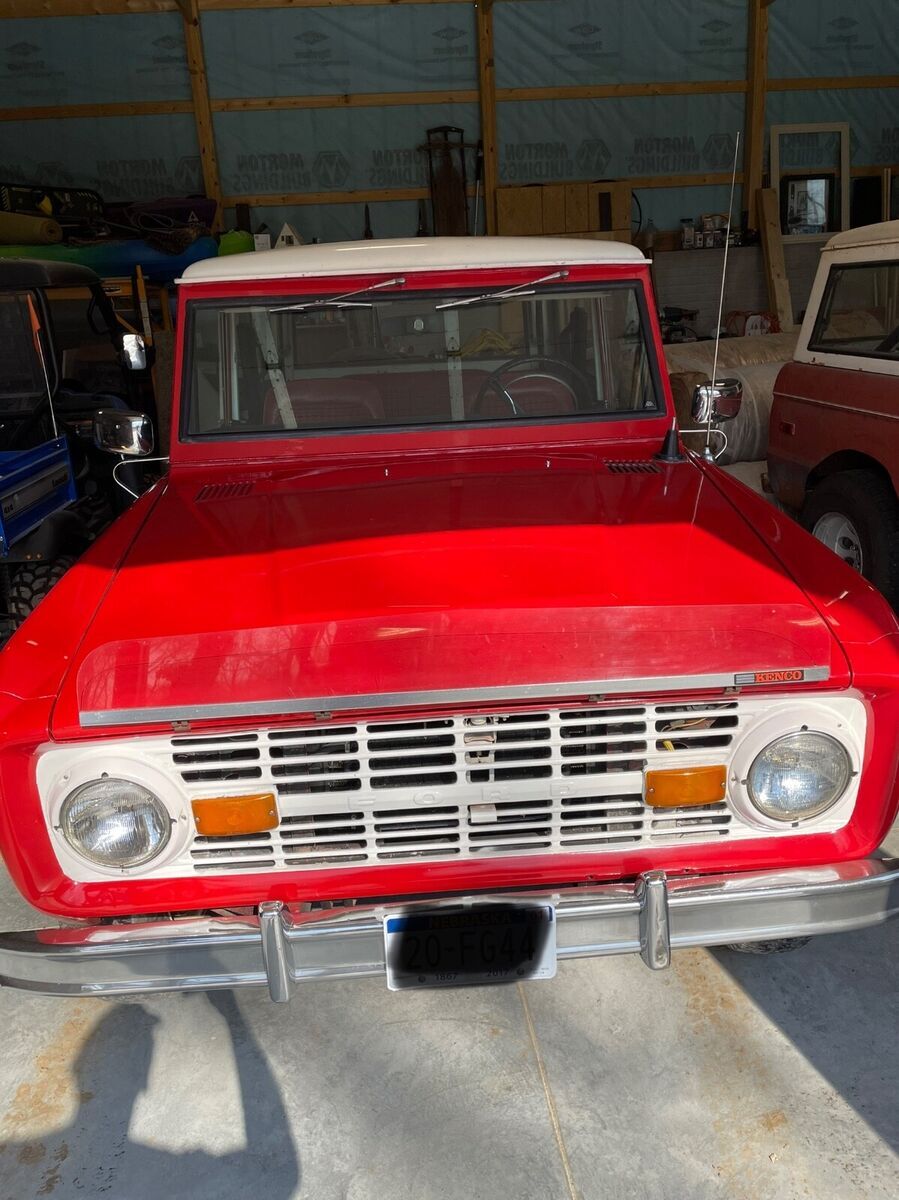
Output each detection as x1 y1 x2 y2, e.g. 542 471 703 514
121 332 147 371
93 409 154 457
691 378 743 424
691 379 739 427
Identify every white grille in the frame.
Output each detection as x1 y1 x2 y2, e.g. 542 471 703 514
38 695 865 882
171 702 743 873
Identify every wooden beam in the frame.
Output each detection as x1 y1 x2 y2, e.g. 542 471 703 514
744 0 768 230
224 184 476 207
758 186 793 330
212 90 478 113
0 0 471 13
498 80 747 103
475 0 498 235
2 100 193 122
628 172 744 189
768 74 899 92
179 0 223 233
203 0 469 6
0 1 176 12
224 187 431 208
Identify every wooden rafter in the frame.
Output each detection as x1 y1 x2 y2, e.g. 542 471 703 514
768 74 899 92
743 0 768 228
212 90 478 113
3 100 193 121
475 0 497 235
0 0 472 13
499 80 748 102
177 0 223 231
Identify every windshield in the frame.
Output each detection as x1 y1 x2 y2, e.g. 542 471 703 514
184 281 659 437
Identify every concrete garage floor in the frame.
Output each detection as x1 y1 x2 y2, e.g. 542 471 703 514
0 823 897 1200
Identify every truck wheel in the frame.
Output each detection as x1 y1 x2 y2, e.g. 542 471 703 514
801 471 899 606
8 557 75 625
726 938 811 954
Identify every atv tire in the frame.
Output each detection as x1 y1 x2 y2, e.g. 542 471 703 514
8 557 75 626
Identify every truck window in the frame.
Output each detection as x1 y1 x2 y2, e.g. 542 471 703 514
183 282 659 438
809 260 899 361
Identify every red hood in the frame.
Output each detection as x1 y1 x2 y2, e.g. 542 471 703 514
54 448 847 735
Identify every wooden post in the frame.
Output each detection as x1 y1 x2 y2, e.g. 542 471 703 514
475 0 498 235
758 186 793 330
744 0 769 229
178 0 224 232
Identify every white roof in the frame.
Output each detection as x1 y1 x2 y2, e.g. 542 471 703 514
179 235 645 284
824 220 899 252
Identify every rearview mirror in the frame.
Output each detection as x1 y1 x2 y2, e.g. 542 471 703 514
691 378 743 424
121 332 147 371
93 409 154 457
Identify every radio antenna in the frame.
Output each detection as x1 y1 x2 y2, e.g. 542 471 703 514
704 129 741 462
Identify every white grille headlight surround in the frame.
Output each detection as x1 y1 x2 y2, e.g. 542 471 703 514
59 778 172 869
747 731 852 822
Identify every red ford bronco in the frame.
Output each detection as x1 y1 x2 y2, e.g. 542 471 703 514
1 238 897 1001
769 220 899 607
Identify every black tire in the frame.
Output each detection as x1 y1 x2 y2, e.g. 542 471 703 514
8 557 75 626
725 937 811 955
801 470 899 607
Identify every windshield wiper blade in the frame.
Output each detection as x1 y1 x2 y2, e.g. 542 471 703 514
270 275 406 313
434 270 569 311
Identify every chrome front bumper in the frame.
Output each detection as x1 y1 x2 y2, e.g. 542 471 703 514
1 859 897 1002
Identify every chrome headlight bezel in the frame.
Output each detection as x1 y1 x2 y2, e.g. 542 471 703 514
728 702 862 831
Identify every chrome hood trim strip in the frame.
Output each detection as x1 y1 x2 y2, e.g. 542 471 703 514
79 667 831 728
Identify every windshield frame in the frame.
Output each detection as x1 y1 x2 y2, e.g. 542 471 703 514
0 286 58 414
178 274 666 446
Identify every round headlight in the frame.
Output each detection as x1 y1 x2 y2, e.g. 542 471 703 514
60 778 171 869
747 731 851 822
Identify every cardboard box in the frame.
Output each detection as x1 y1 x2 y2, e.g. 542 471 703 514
496 186 543 236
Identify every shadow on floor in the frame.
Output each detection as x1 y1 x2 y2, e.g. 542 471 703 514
712 915 899 1155
1 990 300 1200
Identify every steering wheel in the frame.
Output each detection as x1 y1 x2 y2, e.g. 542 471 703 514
471 355 593 418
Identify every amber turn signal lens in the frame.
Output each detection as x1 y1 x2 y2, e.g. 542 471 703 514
645 765 727 808
191 793 278 836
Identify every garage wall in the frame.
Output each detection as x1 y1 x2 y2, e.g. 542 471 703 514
0 0 896 243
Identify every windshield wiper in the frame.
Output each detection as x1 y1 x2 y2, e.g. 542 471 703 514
434 269 569 311
270 275 406 313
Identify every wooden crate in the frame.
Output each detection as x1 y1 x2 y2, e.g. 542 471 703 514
587 182 632 232
564 184 590 233
541 184 567 235
496 186 543 235
497 181 633 238
557 230 633 244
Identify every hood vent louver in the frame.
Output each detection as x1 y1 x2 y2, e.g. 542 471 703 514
196 481 255 502
603 461 660 475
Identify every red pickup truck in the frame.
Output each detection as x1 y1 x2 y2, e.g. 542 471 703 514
1 237 897 1002
769 220 899 605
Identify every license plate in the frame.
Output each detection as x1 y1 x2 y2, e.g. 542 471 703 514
384 904 556 991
